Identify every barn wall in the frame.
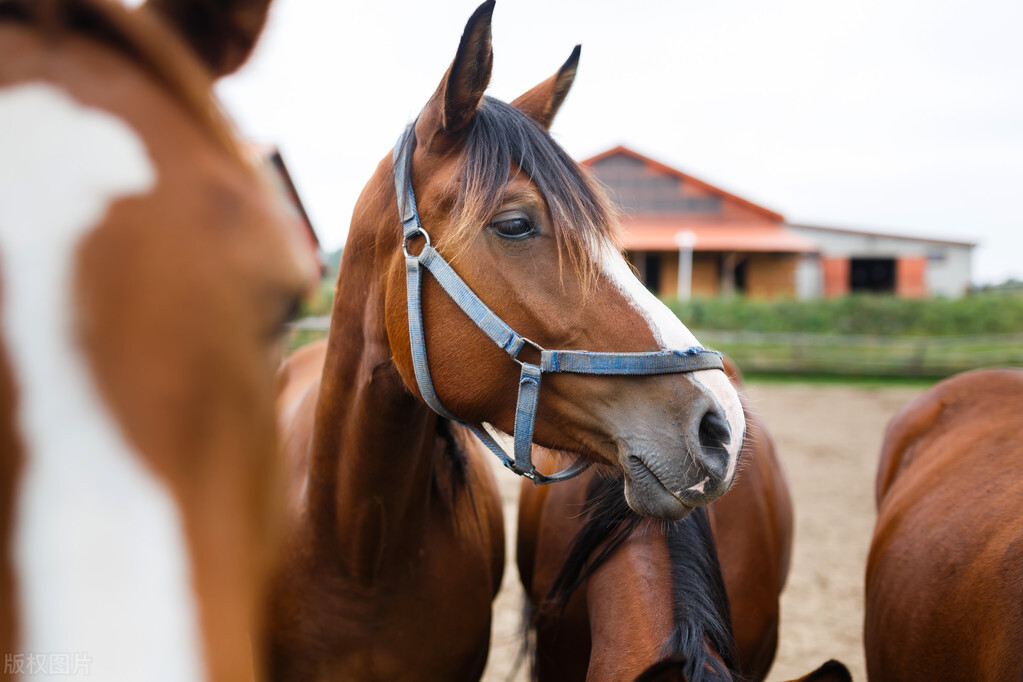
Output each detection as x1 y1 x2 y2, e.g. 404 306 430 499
896 257 927 298
924 244 973 297
746 254 799 299
661 254 678 298
822 257 851 298
649 252 799 299
638 252 721 298
692 255 719 298
787 225 974 298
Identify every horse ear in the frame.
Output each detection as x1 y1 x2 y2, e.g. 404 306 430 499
415 0 495 153
140 0 272 77
789 659 853 682
633 655 688 682
511 45 580 129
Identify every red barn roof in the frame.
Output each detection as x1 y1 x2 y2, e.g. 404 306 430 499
622 218 817 253
582 146 814 254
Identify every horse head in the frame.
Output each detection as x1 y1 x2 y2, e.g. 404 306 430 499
0 0 317 678
373 0 745 520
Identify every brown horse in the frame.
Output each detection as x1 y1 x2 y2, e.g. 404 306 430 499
518 360 801 681
266 1 747 679
637 656 851 682
0 0 317 680
865 367 1023 681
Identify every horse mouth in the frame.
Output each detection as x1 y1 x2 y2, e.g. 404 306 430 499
622 454 694 521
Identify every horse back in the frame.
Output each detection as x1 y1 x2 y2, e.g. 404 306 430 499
866 368 1023 681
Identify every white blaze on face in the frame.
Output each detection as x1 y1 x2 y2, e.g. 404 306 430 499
596 240 745 477
0 84 206 681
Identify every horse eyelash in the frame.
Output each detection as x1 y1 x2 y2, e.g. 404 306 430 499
269 295 303 340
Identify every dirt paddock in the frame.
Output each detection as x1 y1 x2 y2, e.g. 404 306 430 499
481 381 928 682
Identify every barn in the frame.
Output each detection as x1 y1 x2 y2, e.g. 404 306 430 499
787 223 974 299
582 146 975 299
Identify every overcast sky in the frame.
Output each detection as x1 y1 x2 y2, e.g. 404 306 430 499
215 0 1023 286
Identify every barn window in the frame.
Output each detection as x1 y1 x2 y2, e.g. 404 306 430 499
849 258 895 293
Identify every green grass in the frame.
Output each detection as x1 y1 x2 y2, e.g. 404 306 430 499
743 372 941 388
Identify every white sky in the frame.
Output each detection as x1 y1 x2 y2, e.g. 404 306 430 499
216 0 1023 286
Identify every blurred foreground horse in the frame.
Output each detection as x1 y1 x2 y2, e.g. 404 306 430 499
0 0 317 679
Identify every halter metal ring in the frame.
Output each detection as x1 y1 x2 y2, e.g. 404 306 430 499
402 227 431 258
513 336 546 368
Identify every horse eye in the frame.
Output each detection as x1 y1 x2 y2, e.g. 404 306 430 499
269 295 304 341
491 217 536 239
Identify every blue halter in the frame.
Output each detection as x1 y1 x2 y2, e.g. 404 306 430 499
394 126 724 484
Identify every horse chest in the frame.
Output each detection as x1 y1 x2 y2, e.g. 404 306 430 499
271 507 497 681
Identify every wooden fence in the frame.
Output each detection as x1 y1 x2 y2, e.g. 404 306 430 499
694 330 1023 377
287 317 1023 377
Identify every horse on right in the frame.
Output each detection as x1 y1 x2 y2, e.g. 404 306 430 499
865 368 1023 681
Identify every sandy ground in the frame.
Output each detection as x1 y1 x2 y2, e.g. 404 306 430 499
480 381 928 682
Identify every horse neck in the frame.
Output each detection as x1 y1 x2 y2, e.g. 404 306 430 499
584 520 679 678
584 512 736 681
305 177 440 581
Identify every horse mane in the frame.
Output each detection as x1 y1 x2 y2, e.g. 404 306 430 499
0 0 248 165
432 417 469 500
546 472 739 681
397 96 621 288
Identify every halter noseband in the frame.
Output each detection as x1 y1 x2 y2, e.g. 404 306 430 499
394 126 724 484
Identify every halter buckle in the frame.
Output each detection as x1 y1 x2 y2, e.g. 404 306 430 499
513 336 545 368
402 227 431 259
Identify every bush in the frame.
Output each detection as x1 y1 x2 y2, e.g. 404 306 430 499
667 294 1023 336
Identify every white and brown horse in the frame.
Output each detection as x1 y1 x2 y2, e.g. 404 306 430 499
266 1 746 679
0 0 317 679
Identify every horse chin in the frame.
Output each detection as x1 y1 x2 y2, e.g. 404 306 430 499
622 455 694 521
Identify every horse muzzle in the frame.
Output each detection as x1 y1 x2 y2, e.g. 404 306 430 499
617 379 742 520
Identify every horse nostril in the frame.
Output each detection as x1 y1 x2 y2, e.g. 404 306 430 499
697 407 731 476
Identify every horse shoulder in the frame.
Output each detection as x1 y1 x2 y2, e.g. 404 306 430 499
720 358 794 590
709 404 793 680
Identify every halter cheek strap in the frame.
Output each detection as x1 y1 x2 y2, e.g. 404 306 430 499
393 126 724 485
